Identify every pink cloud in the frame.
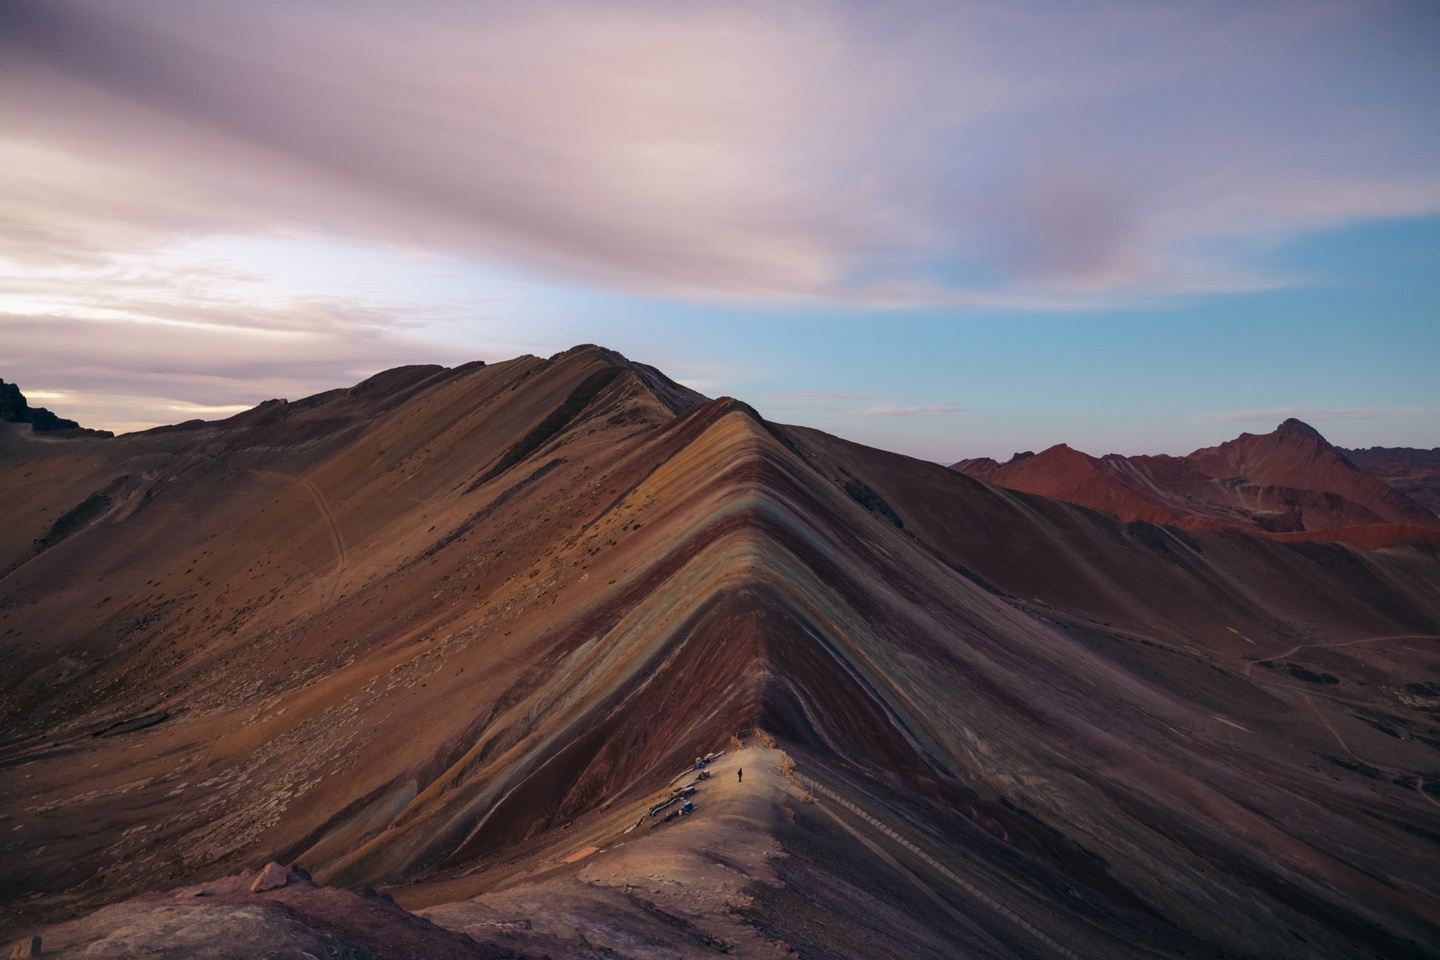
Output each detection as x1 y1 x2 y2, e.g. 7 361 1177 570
0 0 1435 308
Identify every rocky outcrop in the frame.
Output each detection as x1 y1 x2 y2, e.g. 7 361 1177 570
0 378 111 437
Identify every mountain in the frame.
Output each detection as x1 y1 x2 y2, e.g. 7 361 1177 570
952 419 1440 546
3 347 1440 959
1187 419 1439 527
0 378 112 437
1343 446 1440 519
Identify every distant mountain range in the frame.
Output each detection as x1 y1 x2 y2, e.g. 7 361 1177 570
3 351 1438 959
1341 445 1440 518
954 418 1440 548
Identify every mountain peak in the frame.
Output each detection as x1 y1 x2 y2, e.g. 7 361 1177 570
1273 417 1327 444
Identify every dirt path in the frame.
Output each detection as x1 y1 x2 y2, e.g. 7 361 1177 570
450 748 1065 958
1240 633 1440 812
255 470 347 602
1302 693 1353 757
1253 654 1440 818
425 745 794 960
297 477 348 597
1415 776 1440 814
1244 634 1439 677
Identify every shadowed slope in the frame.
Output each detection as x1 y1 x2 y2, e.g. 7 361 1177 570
1342 446 1440 519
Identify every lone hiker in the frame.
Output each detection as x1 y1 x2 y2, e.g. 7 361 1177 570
737 767 743 783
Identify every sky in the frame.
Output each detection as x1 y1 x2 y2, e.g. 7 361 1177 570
1 0 1437 461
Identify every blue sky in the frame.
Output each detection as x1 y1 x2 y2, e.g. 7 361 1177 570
424 215 1440 460
1 0 1436 459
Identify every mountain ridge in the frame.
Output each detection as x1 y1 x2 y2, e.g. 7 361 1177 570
952 419 1440 545
4 348 1440 958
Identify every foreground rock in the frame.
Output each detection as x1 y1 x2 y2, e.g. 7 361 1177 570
247 861 294 893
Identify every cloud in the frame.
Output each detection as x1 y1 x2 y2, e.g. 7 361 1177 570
0 224 525 431
0 307 476 433
12 387 255 434
1199 407 1428 424
758 390 963 421
1 0 1436 309
0 0 1436 438
763 390 884 403
853 403 965 419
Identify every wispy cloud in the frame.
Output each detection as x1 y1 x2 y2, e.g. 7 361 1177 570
762 390 883 404
9 387 256 434
758 390 963 421
0 230 510 431
2 0 1437 309
1199 407 1428 424
0 307 475 433
853 403 965 419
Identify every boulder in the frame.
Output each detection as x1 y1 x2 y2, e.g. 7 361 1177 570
249 862 292 893
8 936 40 958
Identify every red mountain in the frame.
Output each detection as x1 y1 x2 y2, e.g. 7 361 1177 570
953 419 1440 545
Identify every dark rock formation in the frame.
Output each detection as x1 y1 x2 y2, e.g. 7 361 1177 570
0 378 111 437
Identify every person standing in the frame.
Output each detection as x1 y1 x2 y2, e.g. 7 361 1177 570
737 767 743 783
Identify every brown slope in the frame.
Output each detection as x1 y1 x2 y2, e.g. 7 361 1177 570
2 348 1440 959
